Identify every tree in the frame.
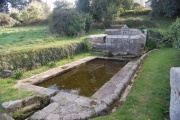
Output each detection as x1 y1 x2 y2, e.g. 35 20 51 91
49 9 85 36
122 0 133 10
53 0 74 9
76 0 90 13
0 0 8 13
91 0 133 27
151 0 180 17
18 1 50 24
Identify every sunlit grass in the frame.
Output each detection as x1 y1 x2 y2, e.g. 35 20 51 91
0 26 104 53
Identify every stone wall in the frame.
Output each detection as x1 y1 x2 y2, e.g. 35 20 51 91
86 34 106 52
170 67 180 120
106 35 142 55
0 42 83 72
86 34 106 44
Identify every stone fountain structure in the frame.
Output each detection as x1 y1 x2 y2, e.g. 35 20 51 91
87 25 147 56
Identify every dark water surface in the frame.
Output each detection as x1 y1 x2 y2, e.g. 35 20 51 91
39 59 127 97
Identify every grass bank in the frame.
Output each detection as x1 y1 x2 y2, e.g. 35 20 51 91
0 26 104 54
93 48 180 120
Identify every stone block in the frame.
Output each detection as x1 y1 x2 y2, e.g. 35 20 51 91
102 94 118 106
42 102 59 114
22 95 42 106
39 88 57 97
94 103 109 116
0 70 12 78
114 83 125 95
170 67 180 120
45 113 61 120
29 110 48 120
2 100 22 113
92 84 116 100
60 105 81 115
30 102 59 120
63 113 81 120
80 110 96 119
0 113 14 120
51 92 79 103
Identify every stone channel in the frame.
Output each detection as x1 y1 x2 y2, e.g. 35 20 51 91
1 52 151 120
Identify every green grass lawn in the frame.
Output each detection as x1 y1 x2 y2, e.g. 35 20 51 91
92 48 180 120
0 26 104 53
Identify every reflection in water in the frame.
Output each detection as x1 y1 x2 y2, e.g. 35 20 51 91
39 59 127 97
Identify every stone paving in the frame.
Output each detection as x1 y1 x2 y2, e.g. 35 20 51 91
1 52 151 120
30 92 108 120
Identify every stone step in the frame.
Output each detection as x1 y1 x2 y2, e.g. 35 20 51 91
29 92 108 120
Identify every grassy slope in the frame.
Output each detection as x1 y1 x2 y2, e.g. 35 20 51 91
115 14 175 34
93 48 180 120
0 26 104 53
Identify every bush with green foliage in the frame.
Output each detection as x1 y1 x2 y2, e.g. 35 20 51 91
151 0 180 17
146 38 157 50
49 8 85 36
162 18 180 48
47 61 56 68
12 70 24 79
103 3 118 28
49 2 92 37
76 0 90 13
82 39 92 52
84 14 93 32
133 3 141 9
0 13 19 27
121 9 151 16
91 0 133 27
18 1 50 24
122 0 133 10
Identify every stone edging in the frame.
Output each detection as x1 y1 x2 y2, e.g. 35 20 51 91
7 51 152 120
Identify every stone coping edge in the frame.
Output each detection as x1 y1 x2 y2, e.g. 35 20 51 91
14 56 128 97
7 51 153 120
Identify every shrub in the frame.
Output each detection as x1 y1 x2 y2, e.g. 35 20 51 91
169 18 180 48
18 1 50 25
146 38 157 50
10 8 20 21
84 14 93 32
133 3 141 9
161 36 173 47
82 39 92 52
160 18 180 48
10 13 19 21
12 70 24 79
47 61 56 68
148 29 164 40
0 13 20 27
49 8 87 36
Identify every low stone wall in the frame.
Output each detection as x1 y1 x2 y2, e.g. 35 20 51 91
86 34 106 44
0 42 83 72
170 67 180 120
1 95 50 120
